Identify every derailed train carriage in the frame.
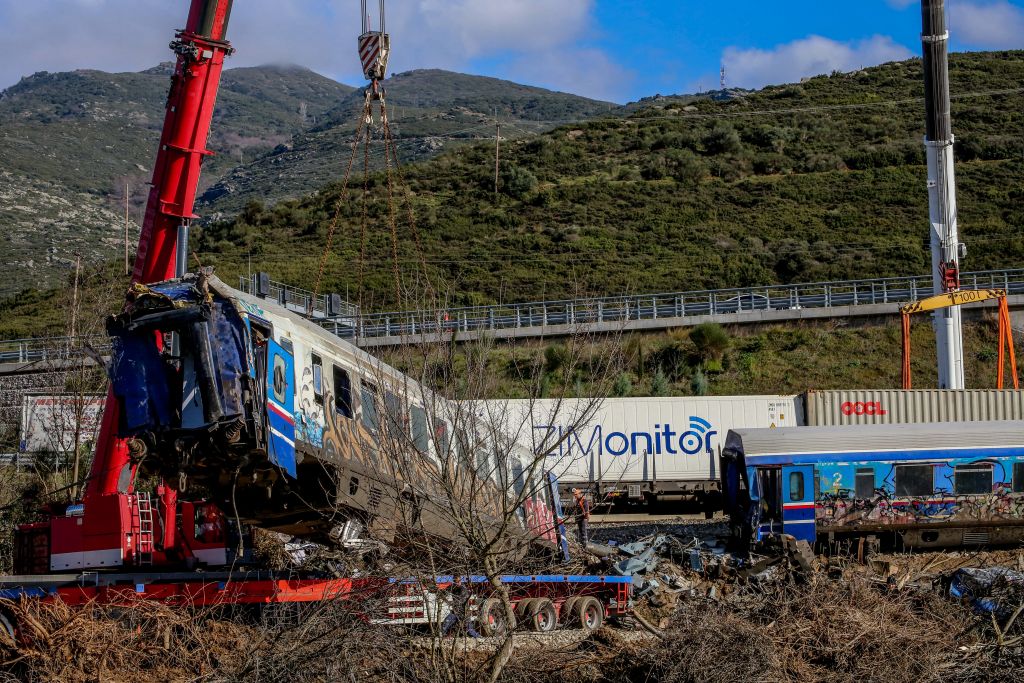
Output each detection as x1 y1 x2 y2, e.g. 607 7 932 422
106 270 567 560
720 421 1024 549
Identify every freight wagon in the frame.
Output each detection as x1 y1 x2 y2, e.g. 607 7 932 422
720 421 1024 549
493 391 1024 512
495 396 801 509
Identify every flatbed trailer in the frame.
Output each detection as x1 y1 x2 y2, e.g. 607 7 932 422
0 571 632 639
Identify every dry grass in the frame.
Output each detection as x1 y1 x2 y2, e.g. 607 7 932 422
2 572 1022 683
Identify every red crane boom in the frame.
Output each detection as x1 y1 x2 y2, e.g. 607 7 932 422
25 0 237 573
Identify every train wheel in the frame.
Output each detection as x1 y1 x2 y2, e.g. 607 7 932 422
479 598 512 637
560 597 581 626
527 599 557 632
576 597 604 631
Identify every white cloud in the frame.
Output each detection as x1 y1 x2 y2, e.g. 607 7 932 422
950 1 1024 48
0 0 625 97
722 35 914 89
506 48 635 102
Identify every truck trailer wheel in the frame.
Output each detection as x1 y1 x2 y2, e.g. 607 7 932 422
560 597 581 626
576 597 604 631
525 599 557 632
479 598 513 637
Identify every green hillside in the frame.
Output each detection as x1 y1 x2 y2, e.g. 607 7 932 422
199 69 619 215
192 51 1024 312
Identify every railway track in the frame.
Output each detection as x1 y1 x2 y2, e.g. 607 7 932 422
590 512 724 524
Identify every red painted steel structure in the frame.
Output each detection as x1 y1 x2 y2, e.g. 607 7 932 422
49 0 236 572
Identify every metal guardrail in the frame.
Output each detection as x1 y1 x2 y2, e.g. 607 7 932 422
320 269 1024 341
0 336 109 365
3 270 1023 360
237 275 360 321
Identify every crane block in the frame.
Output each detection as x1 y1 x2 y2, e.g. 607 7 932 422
359 31 390 82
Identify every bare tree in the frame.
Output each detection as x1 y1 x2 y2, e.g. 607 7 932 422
29 262 127 501
301 278 627 682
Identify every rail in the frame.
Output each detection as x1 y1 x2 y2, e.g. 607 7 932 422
2 269 1023 359
321 268 1024 341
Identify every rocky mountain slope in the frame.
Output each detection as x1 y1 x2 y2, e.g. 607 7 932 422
0 64 616 299
0 63 352 298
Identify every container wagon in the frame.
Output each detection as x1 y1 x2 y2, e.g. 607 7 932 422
497 396 801 509
803 389 1024 426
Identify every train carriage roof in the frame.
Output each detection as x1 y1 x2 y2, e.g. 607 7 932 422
724 420 1024 461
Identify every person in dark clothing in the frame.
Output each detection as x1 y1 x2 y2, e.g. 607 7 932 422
441 576 480 637
573 488 591 546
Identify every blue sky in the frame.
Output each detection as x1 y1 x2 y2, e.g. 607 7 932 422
2 1 1023 102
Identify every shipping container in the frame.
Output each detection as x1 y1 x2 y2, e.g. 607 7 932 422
19 394 104 455
495 396 801 505
804 389 1024 426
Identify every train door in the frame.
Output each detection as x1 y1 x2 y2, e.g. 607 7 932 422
266 339 297 478
781 464 816 543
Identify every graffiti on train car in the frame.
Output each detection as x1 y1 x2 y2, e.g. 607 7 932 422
813 458 1024 528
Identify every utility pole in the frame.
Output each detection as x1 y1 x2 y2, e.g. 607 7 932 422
70 253 81 340
720 65 726 90
124 183 130 276
921 0 965 389
494 112 501 197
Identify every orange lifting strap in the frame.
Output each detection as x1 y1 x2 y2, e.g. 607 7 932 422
900 289 1018 390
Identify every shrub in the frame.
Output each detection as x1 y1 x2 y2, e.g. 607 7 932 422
691 368 709 396
690 323 730 364
612 373 633 397
651 366 670 396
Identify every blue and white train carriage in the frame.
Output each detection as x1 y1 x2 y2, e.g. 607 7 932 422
720 421 1024 549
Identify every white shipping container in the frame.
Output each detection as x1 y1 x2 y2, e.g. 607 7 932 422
804 389 1024 426
19 394 105 454
494 396 802 491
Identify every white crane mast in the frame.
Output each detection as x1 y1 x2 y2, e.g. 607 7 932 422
921 0 965 389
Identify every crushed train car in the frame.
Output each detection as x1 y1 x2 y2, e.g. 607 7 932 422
104 270 567 560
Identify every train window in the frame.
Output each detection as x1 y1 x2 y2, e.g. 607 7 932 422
455 429 472 468
411 405 429 454
788 472 804 501
434 420 450 458
954 463 993 495
333 366 352 418
360 382 379 433
311 354 323 405
511 460 526 498
272 355 287 404
385 392 407 436
1015 462 1024 494
895 464 933 497
279 337 294 354
475 439 492 478
855 468 875 499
